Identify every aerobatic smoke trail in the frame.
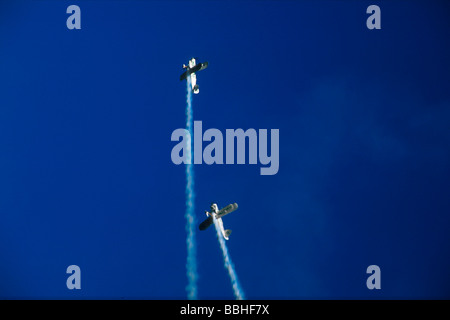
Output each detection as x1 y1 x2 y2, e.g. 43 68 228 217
185 77 198 300
213 218 245 300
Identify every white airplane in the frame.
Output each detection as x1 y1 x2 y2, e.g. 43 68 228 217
199 203 238 240
180 57 208 94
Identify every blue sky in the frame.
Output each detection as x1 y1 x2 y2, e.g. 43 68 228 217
0 1 449 299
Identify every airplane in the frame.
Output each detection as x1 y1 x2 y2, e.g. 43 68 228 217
180 57 208 94
199 202 238 240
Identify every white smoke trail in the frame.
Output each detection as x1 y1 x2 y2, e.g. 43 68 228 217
213 218 245 300
183 73 244 300
185 77 197 300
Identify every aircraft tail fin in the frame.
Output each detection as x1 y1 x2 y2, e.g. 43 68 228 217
193 84 199 94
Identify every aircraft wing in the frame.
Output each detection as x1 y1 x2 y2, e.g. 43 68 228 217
179 62 208 81
215 203 238 219
180 70 188 81
194 61 209 72
199 216 214 231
